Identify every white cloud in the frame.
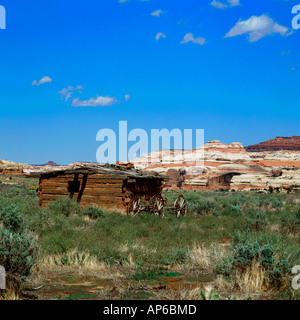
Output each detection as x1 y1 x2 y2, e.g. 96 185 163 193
229 0 240 6
211 1 227 9
59 85 83 101
156 32 166 41
125 94 131 101
151 9 164 17
72 96 119 107
32 76 52 86
180 33 206 45
211 0 240 9
225 14 289 42
59 85 118 107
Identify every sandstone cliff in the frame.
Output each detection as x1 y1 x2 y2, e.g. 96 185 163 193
246 136 300 152
0 160 23 175
2 137 300 191
131 139 300 191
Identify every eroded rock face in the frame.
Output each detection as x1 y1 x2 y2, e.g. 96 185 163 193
246 136 300 152
230 169 300 190
131 139 300 191
2 138 300 191
0 160 23 175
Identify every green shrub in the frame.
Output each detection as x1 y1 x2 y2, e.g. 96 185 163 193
245 209 269 231
0 205 24 233
0 204 38 293
232 231 300 267
271 199 283 208
256 199 270 207
219 242 291 289
232 205 242 212
83 206 106 219
280 208 300 234
266 260 290 288
159 247 189 265
0 229 38 286
232 242 261 269
221 205 242 217
215 257 232 277
48 197 81 217
192 200 220 216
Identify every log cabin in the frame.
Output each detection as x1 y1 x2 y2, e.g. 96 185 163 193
37 164 167 214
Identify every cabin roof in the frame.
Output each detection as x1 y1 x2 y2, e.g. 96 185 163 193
33 164 169 180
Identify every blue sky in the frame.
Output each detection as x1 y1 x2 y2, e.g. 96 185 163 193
0 0 299 164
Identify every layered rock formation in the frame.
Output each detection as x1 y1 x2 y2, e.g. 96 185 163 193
131 139 300 191
2 137 300 191
0 160 23 175
246 136 300 152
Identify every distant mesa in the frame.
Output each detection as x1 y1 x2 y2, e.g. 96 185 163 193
246 136 300 152
43 161 59 167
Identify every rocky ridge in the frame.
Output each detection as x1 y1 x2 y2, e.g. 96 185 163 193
1 138 300 191
246 136 300 152
131 139 300 191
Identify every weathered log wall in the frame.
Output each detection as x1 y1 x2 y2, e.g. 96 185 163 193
39 173 125 212
39 173 164 214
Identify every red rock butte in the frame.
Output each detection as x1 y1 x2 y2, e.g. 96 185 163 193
43 161 59 167
246 136 300 152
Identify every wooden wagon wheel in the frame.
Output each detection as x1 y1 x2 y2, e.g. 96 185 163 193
174 194 187 218
149 194 165 218
127 198 141 217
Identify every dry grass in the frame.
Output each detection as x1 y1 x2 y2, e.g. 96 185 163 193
269 223 281 233
0 288 20 300
34 250 129 280
24 250 130 297
175 243 226 274
83 216 96 223
0 276 23 301
214 261 271 300
214 275 232 292
26 249 274 300
190 244 226 273
152 285 237 300
153 287 205 300
234 261 269 293
119 242 157 255
175 243 273 299
38 250 107 271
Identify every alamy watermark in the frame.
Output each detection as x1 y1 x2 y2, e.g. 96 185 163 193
292 5 300 29
0 265 5 290
96 121 204 174
0 5 6 30
292 265 300 290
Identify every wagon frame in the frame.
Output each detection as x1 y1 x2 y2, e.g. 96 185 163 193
127 193 188 218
